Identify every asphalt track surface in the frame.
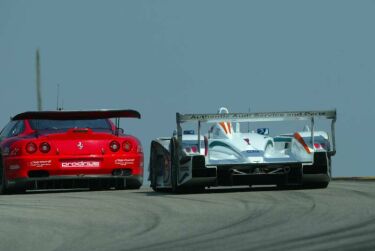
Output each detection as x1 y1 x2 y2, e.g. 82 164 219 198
1 180 375 251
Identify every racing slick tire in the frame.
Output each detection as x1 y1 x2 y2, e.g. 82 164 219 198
125 177 142 190
126 183 142 190
150 167 158 192
170 137 185 193
302 157 331 189
301 182 329 189
114 178 127 190
149 150 161 192
0 156 8 195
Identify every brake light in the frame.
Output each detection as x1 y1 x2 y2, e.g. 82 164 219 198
191 146 197 153
109 140 120 152
26 142 37 154
122 141 132 152
39 142 51 153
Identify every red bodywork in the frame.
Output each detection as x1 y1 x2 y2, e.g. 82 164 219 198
0 110 143 191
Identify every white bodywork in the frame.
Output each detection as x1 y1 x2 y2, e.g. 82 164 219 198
181 107 332 165
149 107 336 190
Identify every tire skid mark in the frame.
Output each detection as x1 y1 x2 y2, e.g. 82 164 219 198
129 198 268 250
131 192 293 251
139 189 333 251
262 217 375 251
248 187 375 251
2 182 375 251
180 192 320 250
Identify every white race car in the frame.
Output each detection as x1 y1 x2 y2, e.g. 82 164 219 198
149 107 336 192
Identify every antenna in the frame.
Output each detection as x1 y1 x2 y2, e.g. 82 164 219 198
247 106 251 133
36 49 42 111
56 84 60 110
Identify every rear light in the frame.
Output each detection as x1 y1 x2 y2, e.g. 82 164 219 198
39 142 51 153
314 143 327 150
26 142 37 154
314 143 321 149
109 140 120 152
122 141 132 152
191 146 197 153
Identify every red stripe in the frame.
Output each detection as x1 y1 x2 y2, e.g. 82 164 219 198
294 132 311 153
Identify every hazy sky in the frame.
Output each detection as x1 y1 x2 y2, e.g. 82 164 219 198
0 0 374 177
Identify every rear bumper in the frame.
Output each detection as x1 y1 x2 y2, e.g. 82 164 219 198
186 152 330 187
6 175 143 190
3 153 143 181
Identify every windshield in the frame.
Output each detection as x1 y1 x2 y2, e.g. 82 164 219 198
29 119 112 131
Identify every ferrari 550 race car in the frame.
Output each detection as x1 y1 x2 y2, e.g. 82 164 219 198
0 109 143 194
149 107 336 192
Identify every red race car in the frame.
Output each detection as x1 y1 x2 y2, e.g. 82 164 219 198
0 109 143 194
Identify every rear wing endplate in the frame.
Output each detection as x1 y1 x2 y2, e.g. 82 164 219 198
176 109 337 157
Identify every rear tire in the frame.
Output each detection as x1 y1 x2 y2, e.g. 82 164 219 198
302 182 329 189
170 138 184 193
114 178 127 190
150 154 161 192
126 179 142 190
127 184 142 190
0 157 7 195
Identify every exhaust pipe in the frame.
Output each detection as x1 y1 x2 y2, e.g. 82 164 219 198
112 169 124 176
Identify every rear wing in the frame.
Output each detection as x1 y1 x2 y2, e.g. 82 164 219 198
12 109 141 120
176 109 337 157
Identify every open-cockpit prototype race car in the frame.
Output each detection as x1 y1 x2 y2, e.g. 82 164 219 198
149 107 336 192
0 109 143 194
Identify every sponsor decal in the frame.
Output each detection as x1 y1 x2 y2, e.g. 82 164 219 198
61 161 100 168
115 158 135 166
246 150 261 153
183 111 333 121
30 160 52 167
9 164 20 170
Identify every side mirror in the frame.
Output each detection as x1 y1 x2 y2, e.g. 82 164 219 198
257 128 269 135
